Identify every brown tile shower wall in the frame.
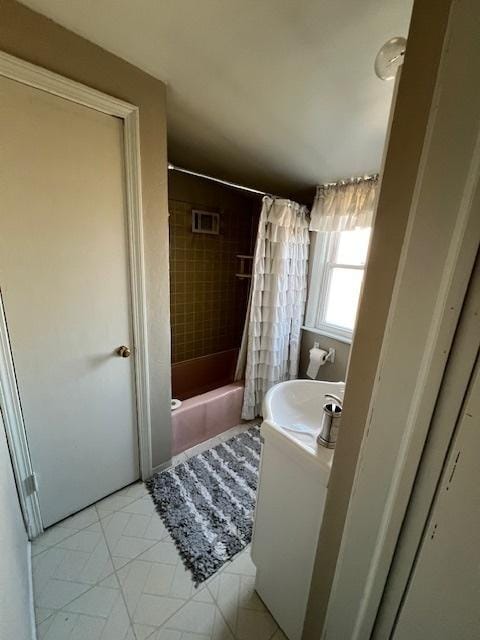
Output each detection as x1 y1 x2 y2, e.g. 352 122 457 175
171 348 239 401
169 171 260 365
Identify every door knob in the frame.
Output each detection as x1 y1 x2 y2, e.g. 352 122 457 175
117 345 131 358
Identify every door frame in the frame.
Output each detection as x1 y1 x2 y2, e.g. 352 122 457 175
320 0 480 637
0 51 152 538
373 256 480 637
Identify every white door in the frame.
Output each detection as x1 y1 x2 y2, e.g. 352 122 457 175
0 75 139 527
392 357 480 639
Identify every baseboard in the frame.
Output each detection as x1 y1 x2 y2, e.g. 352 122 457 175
27 542 37 640
151 459 172 475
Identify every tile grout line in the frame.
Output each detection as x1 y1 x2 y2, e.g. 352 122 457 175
34 572 121 627
205 580 240 640
32 487 147 634
39 607 132 636
33 533 153 622
37 522 176 637
137 580 212 640
99 509 170 576
93 526 170 543
96 501 139 640
205 551 275 640
96 494 151 522
33 488 145 556
35 423 260 637
128 544 235 639
32 518 99 559
33 533 121 628
205 548 280 640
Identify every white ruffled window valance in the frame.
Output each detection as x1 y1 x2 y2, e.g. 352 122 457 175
309 176 378 232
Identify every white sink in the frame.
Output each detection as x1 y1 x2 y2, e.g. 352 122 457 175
262 379 345 457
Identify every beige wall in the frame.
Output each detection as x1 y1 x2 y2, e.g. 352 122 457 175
0 0 171 468
303 0 453 637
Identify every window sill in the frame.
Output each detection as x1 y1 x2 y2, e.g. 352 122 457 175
301 325 352 345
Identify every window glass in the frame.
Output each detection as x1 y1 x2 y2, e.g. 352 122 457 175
305 226 372 340
336 228 371 265
324 267 363 330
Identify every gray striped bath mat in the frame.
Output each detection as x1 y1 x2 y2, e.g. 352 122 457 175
146 425 262 584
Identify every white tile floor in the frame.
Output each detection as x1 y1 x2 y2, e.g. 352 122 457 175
33 423 286 640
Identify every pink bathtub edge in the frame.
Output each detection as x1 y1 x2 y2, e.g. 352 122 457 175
171 382 245 456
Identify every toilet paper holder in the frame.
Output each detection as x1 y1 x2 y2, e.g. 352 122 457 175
314 342 335 363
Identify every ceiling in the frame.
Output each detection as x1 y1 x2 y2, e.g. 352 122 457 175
20 0 413 199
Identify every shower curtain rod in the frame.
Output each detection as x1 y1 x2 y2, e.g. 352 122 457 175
167 163 268 196
168 162 379 198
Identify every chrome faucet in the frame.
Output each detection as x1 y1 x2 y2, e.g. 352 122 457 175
324 393 343 407
317 393 343 449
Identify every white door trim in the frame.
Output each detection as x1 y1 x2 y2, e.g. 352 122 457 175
0 51 152 538
0 291 43 539
321 0 480 637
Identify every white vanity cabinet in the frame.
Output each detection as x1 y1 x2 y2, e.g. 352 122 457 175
251 418 333 640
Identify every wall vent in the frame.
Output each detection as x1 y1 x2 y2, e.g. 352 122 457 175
192 210 220 235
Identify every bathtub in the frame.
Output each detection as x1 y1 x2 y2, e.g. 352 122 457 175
171 382 244 455
171 348 238 401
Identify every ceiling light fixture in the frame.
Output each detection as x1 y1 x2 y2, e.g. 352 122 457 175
375 37 407 80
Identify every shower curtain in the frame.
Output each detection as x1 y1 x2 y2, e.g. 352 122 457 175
235 196 309 419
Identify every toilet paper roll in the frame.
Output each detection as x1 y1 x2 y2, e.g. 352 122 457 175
306 347 328 379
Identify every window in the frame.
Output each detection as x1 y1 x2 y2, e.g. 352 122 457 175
304 227 371 342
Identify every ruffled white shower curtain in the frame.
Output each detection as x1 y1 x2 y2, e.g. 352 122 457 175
235 196 310 419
